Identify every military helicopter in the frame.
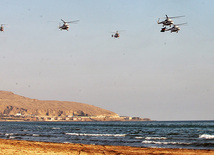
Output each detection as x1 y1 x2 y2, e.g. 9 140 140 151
0 24 5 32
111 30 126 38
59 19 79 31
111 31 120 38
157 15 185 27
161 23 187 33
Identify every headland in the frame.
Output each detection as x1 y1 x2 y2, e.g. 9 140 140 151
0 91 150 122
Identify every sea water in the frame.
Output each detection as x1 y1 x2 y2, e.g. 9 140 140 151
0 121 213 150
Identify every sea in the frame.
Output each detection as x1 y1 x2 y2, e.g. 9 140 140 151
0 121 213 150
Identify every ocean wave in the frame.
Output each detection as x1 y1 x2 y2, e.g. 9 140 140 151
4 133 53 138
199 134 214 139
135 137 143 139
52 127 60 130
145 137 167 140
65 133 126 137
5 133 14 136
142 140 191 145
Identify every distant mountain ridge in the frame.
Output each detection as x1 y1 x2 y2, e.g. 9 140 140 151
0 91 119 117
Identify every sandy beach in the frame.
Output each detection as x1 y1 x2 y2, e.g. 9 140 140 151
0 139 213 155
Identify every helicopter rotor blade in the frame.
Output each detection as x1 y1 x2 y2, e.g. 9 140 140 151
157 18 161 24
114 30 125 33
61 19 66 23
174 23 187 26
110 30 125 33
169 15 185 19
66 20 80 24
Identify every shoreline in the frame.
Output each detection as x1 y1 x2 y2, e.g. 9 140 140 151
0 117 152 122
0 139 213 155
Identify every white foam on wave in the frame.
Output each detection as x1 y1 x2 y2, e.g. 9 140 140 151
65 133 126 137
142 140 190 145
52 127 60 130
199 134 214 139
5 133 14 136
32 134 40 137
135 136 143 139
145 137 167 140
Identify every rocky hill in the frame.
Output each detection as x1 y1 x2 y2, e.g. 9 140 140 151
0 91 119 117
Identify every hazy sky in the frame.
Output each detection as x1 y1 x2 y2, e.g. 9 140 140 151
1 0 214 120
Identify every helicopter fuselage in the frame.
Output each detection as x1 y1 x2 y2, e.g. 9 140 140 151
166 25 180 33
158 19 173 27
112 32 119 38
59 23 69 31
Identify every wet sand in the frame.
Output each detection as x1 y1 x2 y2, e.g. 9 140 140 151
0 139 213 155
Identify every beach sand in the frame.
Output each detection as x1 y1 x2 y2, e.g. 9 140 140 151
0 139 213 155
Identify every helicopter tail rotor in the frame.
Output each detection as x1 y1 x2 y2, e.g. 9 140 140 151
157 18 161 24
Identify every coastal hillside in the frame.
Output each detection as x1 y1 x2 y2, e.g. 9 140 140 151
0 91 119 117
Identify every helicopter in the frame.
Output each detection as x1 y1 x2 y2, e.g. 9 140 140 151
161 23 187 33
111 30 125 38
59 19 79 31
157 15 185 27
111 31 120 38
0 24 5 32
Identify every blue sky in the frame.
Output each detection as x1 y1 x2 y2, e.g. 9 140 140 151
1 0 214 120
